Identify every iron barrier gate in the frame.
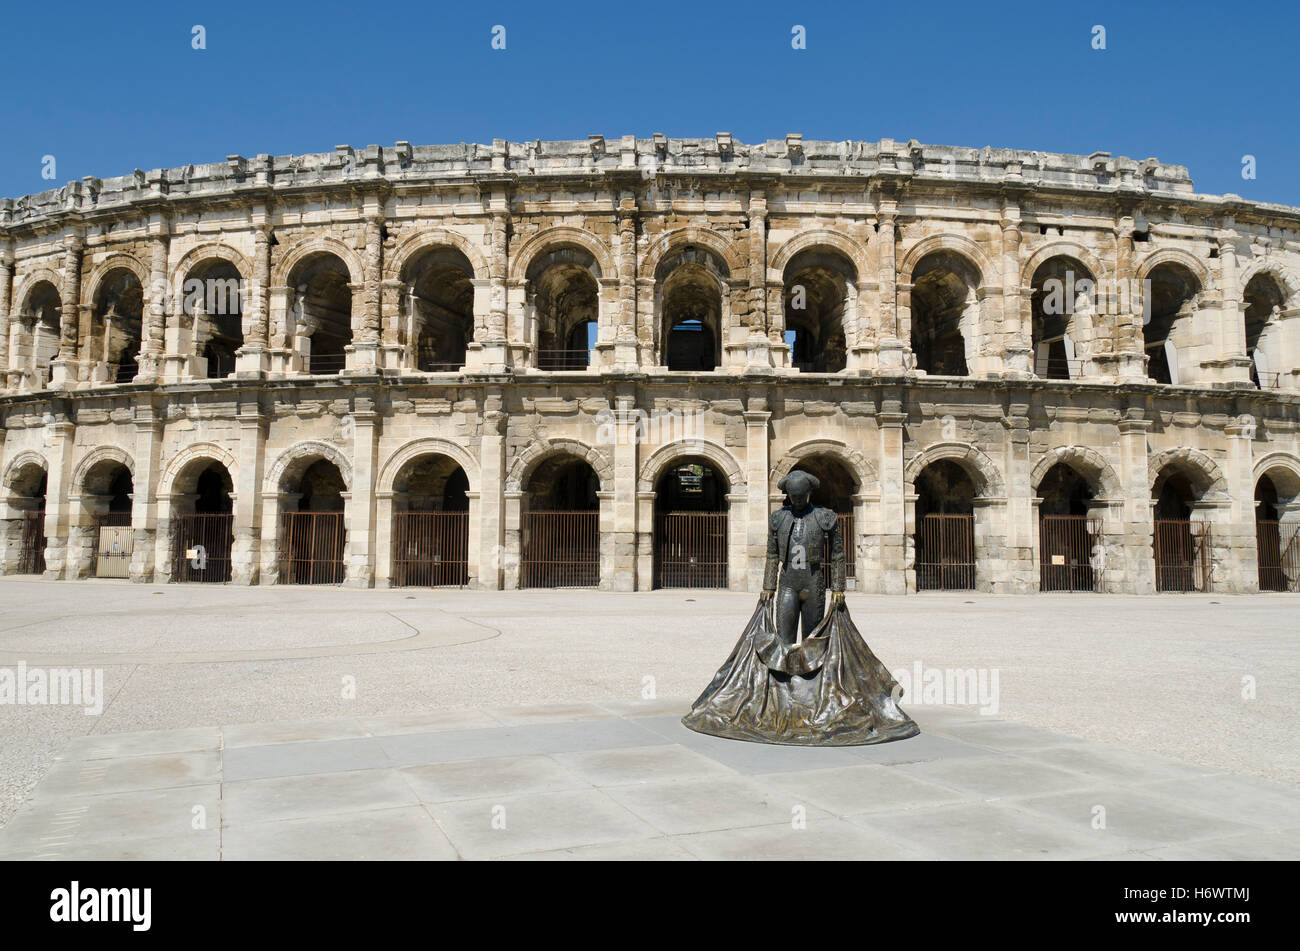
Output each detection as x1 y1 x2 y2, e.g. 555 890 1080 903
1153 519 1211 592
520 511 599 588
1039 515 1102 592
19 510 46 575
392 511 469 587
655 512 728 589
1256 520 1300 592
171 514 235 583
818 512 855 589
916 513 975 590
94 513 133 578
277 511 346 585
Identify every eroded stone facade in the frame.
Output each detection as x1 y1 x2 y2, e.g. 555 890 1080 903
1 136 1298 594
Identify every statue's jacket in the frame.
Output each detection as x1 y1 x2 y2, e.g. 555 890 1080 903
764 505 846 591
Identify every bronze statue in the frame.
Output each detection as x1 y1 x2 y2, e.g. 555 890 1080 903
682 469 919 746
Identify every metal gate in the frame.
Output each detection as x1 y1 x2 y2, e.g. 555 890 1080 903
1256 520 1300 592
655 512 728 589
1039 515 1102 592
18 510 46 575
93 513 133 578
392 511 469 587
521 511 599 588
820 512 855 589
1153 519 1211 592
171 514 234 583
277 511 345 585
916 513 975 590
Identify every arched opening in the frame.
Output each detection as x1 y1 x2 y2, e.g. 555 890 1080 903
1036 462 1102 592
654 457 729 588
659 249 724 372
1143 263 1200 385
910 251 978 377
529 248 599 370
914 460 977 590
19 281 61 387
1243 273 1286 389
170 461 234 583
183 259 245 380
92 268 144 383
290 254 353 375
8 463 48 574
783 250 851 373
403 247 474 372
781 453 859 587
1031 257 1095 380
520 455 600 588
278 458 347 584
391 454 470 587
1255 471 1299 591
1151 465 1210 591
81 460 134 578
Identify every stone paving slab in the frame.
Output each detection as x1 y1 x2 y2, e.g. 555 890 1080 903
2 699 1298 861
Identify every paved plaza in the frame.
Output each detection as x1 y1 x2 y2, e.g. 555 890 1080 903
0 579 1297 859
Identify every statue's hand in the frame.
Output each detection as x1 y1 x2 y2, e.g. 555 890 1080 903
760 589 775 603
830 590 846 606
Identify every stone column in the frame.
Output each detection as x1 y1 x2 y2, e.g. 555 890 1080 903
744 396 771 591
1216 229 1253 386
0 242 12 386
1001 208 1032 377
478 392 506 588
766 281 789 368
478 208 509 370
348 213 383 372
50 234 83 386
745 191 772 370
876 395 908 593
1111 213 1146 382
236 222 272 376
129 397 163 583
344 397 378 586
609 391 638 590
613 199 639 369
138 220 169 382
1224 415 1259 591
1002 402 1036 591
41 418 76 578
876 207 906 372
231 397 266 584
1116 408 1155 593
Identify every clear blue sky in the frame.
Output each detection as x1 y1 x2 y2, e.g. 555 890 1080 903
3 0 1296 205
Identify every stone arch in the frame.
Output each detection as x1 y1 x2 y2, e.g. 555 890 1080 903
81 253 149 309
769 229 868 281
769 439 878 497
639 227 746 283
505 437 613 493
1020 241 1110 290
1030 446 1122 501
1253 452 1300 501
900 234 993 287
172 242 252 287
637 439 745 495
1136 247 1212 290
385 228 489 283
2 451 49 491
1147 447 1229 500
157 442 240 497
1238 260 1300 304
13 267 65 313
378 437 481 495
265 440 354 495
273 235 363 287
905 442 1006 498
509 227 614 283
71 445 136 495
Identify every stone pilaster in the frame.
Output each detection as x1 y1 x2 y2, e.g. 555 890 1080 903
876 207 906 372
347 212 383 371
41 417 76 578
237 220 271 376
1002 401 1036 590
1111 213 1146 382
0 243 12 384
50 233 83 386
1116 407 1155 593
877 396 908 593
1215 228 1253 386
613 198 639 368
129 396 163 583
231 397 266 584
1000 207 1032 377
478 392 506 588
344 397 378 587
744 191 773 370
744 395 771 591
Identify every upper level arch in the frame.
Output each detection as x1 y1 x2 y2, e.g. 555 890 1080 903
509 227 613 284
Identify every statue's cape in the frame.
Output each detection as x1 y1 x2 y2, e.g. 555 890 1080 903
681 600 920 747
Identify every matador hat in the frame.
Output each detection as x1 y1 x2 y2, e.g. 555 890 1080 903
778 470 820 494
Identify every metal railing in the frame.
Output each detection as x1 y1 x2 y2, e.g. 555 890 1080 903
392 511 469 587
655 511 728 589
18 510 46 575
1256 520 1300 592
1039 515 1102 592
307 353 347 375
916 513 976 590
1255 371 1281 389
520 511 600 588
417 359 464 372
537 349 591 371
93 512 133 578
277 511 346 585
171 514 234 583
1153 519 1212 592
821 512 855 588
